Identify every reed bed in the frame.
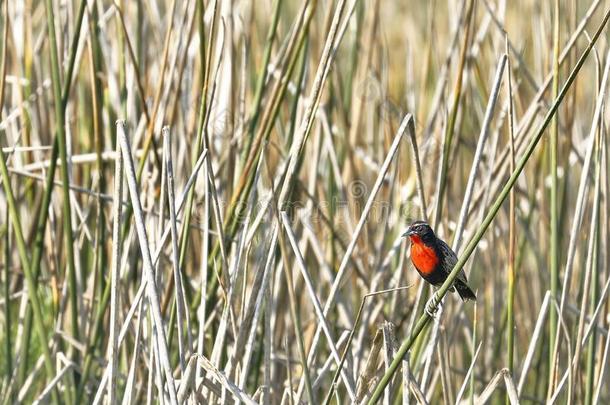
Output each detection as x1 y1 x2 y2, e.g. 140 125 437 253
1 0 610 404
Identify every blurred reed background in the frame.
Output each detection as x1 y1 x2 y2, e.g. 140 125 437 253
1 0 610 403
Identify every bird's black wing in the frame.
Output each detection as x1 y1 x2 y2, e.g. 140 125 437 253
436 239 469 284
436 239 476 300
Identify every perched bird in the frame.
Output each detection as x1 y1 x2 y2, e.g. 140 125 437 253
403 220 476 301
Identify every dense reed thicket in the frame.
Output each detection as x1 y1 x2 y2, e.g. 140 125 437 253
1 0 610 404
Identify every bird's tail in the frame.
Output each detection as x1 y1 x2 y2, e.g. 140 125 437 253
455 280 476 301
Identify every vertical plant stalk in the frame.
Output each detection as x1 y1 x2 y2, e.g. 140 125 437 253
276 226 316 404
177 0 218 261
1 1 12 396
406 117 428 219
0 124 59 405
163 127 190 372
591 126 609 405
43 0 79 347
366 8 610 403
453 54 507 251
432 0 474 228
237 225 278 392
144 0 178 137
0 4 58 403
241 0 283 160
195 164 209 385
505 39 517 404
116 120 178 405
559 127 601 400
469 304 478 405
20 0 87 388
548 0 560 390
107 139 124 405
583 129 602 405
3 214 12 402
517 291 551 394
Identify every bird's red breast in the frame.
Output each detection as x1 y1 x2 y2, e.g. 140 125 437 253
409 235 439 276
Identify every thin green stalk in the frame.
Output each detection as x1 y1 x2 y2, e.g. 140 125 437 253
241 0 283 160
88 2 106 190
163 127 189 372
76 252 111 403
75 7 108 399
136 0 143 68
91 8 107 359
43 0 79 352
17 0 87 388
112 3 161 176
3 216 12 403
432 0 474 227
343 0 364 112
0 145 59 405
469 304 477 405
584 237 600 405
132 0 181 185
143 0 178 139
286 39 309 148
117 0 127 115
177 0 218 276
17 3 34 206
1 3 12 396
549 0 560 389
366 8 610 403
76 284 112 402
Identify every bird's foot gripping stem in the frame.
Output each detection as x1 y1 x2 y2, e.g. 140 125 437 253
425 292 442 318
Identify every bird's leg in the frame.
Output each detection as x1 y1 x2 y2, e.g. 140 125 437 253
425 291 442 318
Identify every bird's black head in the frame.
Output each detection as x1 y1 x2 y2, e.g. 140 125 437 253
403 220 436 244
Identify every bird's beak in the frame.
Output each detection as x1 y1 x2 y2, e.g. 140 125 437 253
402 228 415 238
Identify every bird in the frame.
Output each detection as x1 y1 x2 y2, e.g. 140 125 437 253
403 220 476 302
